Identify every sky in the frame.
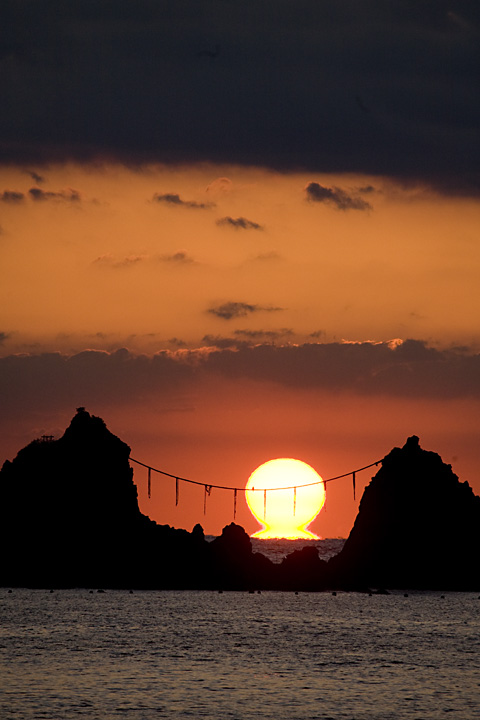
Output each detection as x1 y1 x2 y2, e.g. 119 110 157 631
1 0 479 537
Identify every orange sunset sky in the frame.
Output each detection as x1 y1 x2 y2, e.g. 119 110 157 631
1 1 479 537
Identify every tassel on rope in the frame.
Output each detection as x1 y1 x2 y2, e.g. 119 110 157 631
293 486 297 516
352 471 356 501
264 489 267 520
233 488 237 520
323 481 327 511
204 485 212 515
147 467 151 499
175 477 179 506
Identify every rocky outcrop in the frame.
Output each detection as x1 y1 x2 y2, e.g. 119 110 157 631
206 523 276 590
0 408 280 589
0 408 205 588
279 546 329 591
328 436 480 589
1 412 478 590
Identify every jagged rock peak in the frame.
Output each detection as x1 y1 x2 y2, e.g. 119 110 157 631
61 407 129 454
211 522 253 556
403 435 420 451
330 435 480 589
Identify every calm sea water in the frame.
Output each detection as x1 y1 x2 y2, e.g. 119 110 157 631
252 537 345 563
207 537 345 563
1 586 480 720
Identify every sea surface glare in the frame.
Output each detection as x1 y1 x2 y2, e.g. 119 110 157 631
1 585 480 719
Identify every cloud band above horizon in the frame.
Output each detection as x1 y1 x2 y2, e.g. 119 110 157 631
1 0 479 195
1 341 479 418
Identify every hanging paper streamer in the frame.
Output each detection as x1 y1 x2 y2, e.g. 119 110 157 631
323 481 326 511
204 485 212 515
129 456 382 520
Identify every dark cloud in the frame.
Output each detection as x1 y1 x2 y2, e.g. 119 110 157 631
202 328 294 348
159 251 196 264
309 330 327 340
0 190 25 202
1 343 479 425
202 334 241 349
234 328 294 341
208 301 284 320
94 251 196 267
152 193 213 210
203 339 480 398
28 171 45 184
28 187 81 202
168 337 187 348
305 183 372 211
216 216 264 231
0 332 10 344
1 1 479 195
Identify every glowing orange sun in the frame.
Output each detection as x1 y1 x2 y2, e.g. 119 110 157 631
245 458 326 539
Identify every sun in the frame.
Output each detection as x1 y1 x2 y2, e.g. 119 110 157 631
245 458 326 539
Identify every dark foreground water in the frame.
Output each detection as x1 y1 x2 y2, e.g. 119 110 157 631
1 587 480 720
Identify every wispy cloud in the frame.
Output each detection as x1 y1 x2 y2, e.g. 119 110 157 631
205 177 233 195
208 301 284 320
29 187 81 202
152 193 213 209
252 251 282 262
202 334 241 349
0 190 25 203
159 250 196 264
168 337 188 348
28 171 45 184
309 330 327 341
305 183 372 211
216 216 264 231
202 329 294 348
93 254 147 268
234 328 294 341
94 250 197 268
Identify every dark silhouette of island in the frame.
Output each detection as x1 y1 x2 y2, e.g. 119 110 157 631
1 409 479 591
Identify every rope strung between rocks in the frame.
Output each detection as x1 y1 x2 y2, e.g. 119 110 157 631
130 456 381 517
130 457 380 493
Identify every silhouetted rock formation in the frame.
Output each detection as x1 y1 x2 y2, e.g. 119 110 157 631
207 523 276 590
279 546 329 591
1 413 479 590
328 436 480 590
0 408 206 588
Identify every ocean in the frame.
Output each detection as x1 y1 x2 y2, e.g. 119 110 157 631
2 592 479 720
210 537 346 563
1 541 480 719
